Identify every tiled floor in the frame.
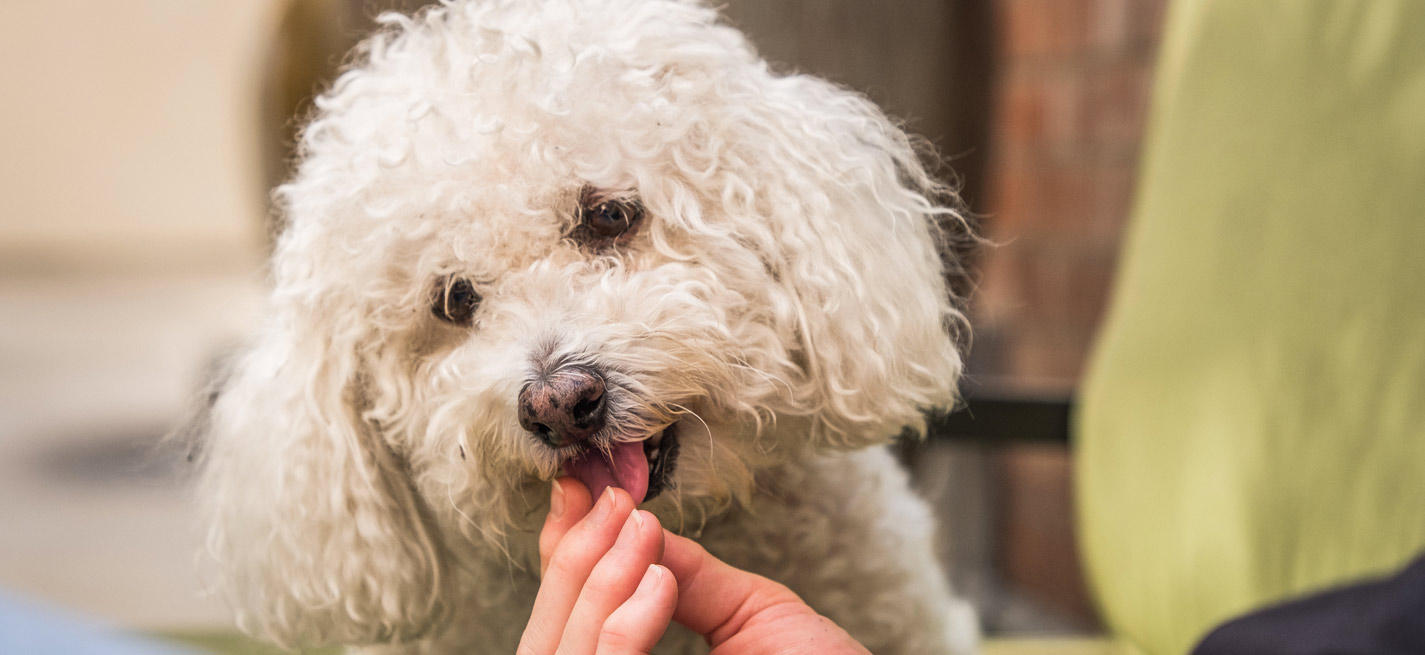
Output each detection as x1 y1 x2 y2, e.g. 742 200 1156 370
0 269 263 629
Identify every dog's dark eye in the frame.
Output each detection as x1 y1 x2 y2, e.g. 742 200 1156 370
431 277 481 326
577 187 643 242
585 201 638 237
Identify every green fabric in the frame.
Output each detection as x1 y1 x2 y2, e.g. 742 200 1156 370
982 637 1134 655
1076 1 1425 654
155 630 338 655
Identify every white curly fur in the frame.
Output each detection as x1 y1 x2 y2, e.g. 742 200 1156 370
199 1 977 652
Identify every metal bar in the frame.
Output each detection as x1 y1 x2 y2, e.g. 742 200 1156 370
928 387 1074 444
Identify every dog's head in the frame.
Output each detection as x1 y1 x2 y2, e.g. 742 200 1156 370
201 0 968 646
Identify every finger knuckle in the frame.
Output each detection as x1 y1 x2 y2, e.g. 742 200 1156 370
598 625 638 652
544 552 585 582
581 571 623 600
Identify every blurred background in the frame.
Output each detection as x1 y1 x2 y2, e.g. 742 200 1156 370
0 0 1166 644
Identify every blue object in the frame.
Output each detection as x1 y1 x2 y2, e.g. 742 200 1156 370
0 589 202 655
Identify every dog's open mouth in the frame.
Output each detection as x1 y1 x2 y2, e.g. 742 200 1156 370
561 423 679 505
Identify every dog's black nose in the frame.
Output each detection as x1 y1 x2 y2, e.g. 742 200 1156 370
518 366 607 447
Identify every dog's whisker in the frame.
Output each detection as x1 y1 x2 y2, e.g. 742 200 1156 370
668 402 717 480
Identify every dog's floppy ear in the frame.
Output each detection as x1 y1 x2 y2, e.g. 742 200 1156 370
749 75 970 448
198 309 450 647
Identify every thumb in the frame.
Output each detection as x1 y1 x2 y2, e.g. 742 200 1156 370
658 530 805 645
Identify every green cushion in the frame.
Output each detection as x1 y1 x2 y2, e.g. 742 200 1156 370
1075 1 1425 653
983 637 1134 655
155 630 337 655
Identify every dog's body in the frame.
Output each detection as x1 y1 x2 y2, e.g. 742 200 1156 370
200 1 976 653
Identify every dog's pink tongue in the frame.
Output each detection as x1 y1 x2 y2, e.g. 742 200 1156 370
562 441 648 504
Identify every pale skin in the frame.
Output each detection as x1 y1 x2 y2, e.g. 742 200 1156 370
518 477 871 655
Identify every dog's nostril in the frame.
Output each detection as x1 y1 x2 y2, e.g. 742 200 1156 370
531 422 562 446
571 389 604 424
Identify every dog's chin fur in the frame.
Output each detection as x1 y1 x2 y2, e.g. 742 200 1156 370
198 1 976 653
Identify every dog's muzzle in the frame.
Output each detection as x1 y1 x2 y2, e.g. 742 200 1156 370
517 362 680 504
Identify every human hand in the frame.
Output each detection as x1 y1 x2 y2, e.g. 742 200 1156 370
519 477 869 655
518 478 676 655
657 529 869 655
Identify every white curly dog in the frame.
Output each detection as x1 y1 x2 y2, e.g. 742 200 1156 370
199 1 977 652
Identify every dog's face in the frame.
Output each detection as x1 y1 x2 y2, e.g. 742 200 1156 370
202 0 966 646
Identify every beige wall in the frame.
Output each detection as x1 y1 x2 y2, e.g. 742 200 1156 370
0 0 279 272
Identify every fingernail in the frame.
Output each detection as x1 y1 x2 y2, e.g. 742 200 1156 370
634 564 663 596
615 510 642 547
549 480 565 519
590 487 617 525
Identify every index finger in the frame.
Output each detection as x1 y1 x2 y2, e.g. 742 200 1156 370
540 476 593 576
